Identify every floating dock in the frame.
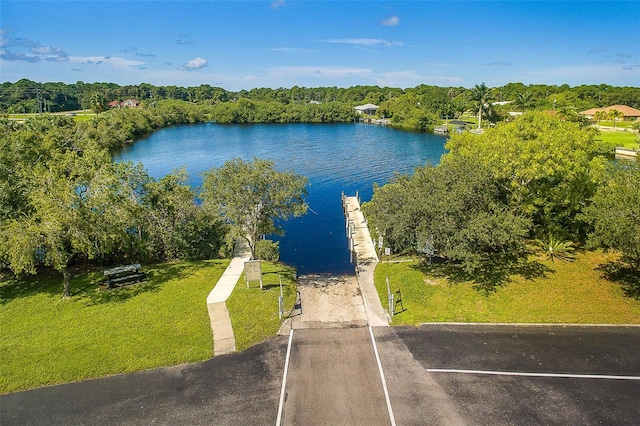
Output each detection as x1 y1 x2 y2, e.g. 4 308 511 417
342 192 388 326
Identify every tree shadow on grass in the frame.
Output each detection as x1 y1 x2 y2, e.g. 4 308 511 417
251 265 297 291
412 252 553 295
0 269 68 305
0 260 222 306
596 260 640 300
82 261 221 306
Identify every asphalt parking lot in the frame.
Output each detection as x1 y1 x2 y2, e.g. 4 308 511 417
376 324 640 425
2 324 639 425
0 337 288 425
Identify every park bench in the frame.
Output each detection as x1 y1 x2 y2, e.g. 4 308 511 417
103 263 145 289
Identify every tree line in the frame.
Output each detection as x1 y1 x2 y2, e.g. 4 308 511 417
363 112 640 294
2 79 639 130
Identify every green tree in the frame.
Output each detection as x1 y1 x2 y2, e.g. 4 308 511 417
1 146 121 298
444 112 604 240
142 168 225 261
470 82 492 129
201 158 308 260
594 110 608 126
90 92 108 114
582 162 640 269
608 109 623 129
515 91 535 112
364 160 531 275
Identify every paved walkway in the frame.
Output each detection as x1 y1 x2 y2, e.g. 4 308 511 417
206 241 251 356
343 194 388 327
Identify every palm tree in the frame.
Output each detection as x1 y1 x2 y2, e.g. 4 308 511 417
608 109 623 129
90 92 107 115
515 91 535 112
594 110 607 126
470 82 491 129
536 234 575 262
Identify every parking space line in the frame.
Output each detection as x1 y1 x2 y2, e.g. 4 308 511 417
276 329 294 426
368 326 397 426
427 368 640 381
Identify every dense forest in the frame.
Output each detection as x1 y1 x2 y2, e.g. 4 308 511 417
2 79 640 132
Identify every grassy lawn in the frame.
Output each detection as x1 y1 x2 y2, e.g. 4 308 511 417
3 110 97 122
0 259 229 394
595 129 639 149
375 251 640 325
596 120 634 130
227 262 297 351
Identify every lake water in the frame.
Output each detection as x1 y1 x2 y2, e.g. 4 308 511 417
114 123 447 274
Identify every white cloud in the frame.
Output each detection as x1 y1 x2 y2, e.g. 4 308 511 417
179 56 208 70
31 46 51 54
321 38 403 47
268 66 372 79
70 55 144 68
377 70 465 88
266 47 319 54
0 31 69 63
381 16 400 26
270 0 286 9
522 63 640 85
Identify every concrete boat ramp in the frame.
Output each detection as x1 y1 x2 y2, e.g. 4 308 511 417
205 192 388 357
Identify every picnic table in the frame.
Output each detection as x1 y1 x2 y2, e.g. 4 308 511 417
103 263 145 288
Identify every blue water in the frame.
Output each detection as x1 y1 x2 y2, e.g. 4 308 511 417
114 123 446 274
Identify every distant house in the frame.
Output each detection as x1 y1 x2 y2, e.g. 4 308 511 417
354 103 379 115
122 99 140 108
580 105 640 121
109 99 141 108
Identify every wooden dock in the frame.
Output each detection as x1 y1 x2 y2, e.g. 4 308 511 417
615 147 637 160
342 192 388 326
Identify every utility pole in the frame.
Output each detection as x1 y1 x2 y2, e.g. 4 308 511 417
36 88 42 113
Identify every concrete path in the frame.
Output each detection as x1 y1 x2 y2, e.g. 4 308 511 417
343 195 388 327
206 241 251 356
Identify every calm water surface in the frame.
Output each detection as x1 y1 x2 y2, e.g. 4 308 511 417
115 123 446 274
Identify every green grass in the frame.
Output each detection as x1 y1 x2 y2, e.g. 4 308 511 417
595 120 634 129
227 262 297 351
376 251 640 325
3 110 97 122
0 259 229 394
596 129 639 149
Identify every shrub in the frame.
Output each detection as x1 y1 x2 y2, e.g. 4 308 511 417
255 239 280 262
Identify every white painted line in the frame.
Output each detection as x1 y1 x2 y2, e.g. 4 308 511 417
419 322 640 327
368 326 396 426
276 329 294 426
427 368 640 381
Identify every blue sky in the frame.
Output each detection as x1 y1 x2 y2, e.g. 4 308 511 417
1 1 639 90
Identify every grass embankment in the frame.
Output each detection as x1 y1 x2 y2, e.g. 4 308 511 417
596 130 639 149
0 259 229 394
227 262 297 351
375 251 640 325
